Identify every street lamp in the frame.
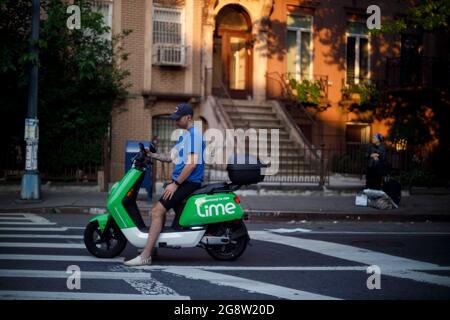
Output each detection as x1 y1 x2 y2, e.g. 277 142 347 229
21 0 41 200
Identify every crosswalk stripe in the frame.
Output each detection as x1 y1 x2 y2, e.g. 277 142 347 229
0 291 190 300
267 229 450 235
250 231 437 269
0 269 153 280
163 267 339 300
0 222 56 225
137 266 369 271
0 217 32 221
0 227 69 231
249 231 450 287
268 228 312 233
123 265 450 271
0 242 84 249
385 270 450 288
0 234 83 239
0 254 123 263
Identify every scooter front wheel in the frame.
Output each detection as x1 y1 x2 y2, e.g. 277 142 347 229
84 220 127 258
205 220 249 261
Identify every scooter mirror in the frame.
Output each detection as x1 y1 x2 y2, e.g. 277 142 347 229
148 142 157 153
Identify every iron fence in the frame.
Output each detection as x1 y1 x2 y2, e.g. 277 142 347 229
325 143 414 176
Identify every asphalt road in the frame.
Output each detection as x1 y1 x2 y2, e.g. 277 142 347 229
0 212 449 300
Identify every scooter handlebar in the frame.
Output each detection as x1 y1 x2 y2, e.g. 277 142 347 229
132 142 157 169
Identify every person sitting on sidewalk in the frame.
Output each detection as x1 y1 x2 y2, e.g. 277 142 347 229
124 103 205 266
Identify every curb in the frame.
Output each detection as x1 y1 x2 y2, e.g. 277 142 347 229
1 206 449 222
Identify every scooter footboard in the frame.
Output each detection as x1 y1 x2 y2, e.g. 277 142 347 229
121 227 206 248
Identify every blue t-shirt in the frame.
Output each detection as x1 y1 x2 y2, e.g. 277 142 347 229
171 126 205 183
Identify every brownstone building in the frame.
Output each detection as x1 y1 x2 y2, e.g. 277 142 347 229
99 0 448 184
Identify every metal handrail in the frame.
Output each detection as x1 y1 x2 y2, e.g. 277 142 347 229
265 71 324 127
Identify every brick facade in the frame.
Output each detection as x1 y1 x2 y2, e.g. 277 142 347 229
107 0 444 181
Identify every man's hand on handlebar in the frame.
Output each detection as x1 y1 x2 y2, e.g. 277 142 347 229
144 148 156 158
145 148 173 163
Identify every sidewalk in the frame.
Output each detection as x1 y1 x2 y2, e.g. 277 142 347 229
1 184 449 222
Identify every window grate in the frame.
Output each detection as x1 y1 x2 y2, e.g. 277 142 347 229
153 6 185 66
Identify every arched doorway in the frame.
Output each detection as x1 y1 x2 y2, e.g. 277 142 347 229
213 5 253 99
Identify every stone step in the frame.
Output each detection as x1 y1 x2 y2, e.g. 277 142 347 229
229 113 279 121
219 99 274 108
231 121 285 129
231 120 283 128
223 105 274 114
247 151 308 159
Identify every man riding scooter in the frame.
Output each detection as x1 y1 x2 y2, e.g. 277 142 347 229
124 103 205 266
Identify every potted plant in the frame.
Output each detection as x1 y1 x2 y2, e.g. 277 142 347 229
341 83 380 108
288 77 326 107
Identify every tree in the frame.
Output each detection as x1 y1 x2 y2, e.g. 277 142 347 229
373 0 450 34
356 0 450 182
0 0 131 177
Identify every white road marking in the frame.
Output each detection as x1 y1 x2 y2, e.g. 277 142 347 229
163 267 340 300
138 266 367 271
0 222 56 225
0 242 84 249
129 265 450 271
250 231 436 269
109 265 182 297
23 214 53 224
269 229 450 235
0 254 123 263
0 217 32 221
0 227 68 231
385 270 450 287
249 231 450 287
0 234 83 239
0 269 153 280
0 291 190 300
267 228 311 233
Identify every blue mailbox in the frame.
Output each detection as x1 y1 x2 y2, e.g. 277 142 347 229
125 140 152 201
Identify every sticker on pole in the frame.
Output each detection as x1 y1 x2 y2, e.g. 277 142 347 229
25 118 39 140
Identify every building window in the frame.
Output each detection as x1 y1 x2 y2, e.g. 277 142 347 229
91 0 113 41
346 21 370 85
153 5 185 66
286 14 313 81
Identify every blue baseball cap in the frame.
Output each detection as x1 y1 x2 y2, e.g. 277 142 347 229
374 133 384 142
170 103 194 120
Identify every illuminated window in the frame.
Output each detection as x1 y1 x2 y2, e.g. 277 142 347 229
287 14 313 81
346 21 370 85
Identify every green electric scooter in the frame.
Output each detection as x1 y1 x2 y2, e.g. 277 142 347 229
84 143 265 261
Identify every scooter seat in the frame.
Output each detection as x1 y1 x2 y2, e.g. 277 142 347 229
190 182 230 195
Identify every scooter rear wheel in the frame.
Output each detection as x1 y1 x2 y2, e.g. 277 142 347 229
205 221 249 261
84 220 127 258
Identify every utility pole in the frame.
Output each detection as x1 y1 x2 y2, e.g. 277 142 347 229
21 0 41 200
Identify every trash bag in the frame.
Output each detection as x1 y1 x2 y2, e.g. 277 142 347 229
362 188 398 210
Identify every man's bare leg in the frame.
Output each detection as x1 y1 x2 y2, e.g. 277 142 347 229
140 201 167 259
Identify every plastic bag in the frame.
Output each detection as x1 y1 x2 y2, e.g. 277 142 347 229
361 188 398 210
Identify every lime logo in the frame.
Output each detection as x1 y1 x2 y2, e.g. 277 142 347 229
195 198 236 217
